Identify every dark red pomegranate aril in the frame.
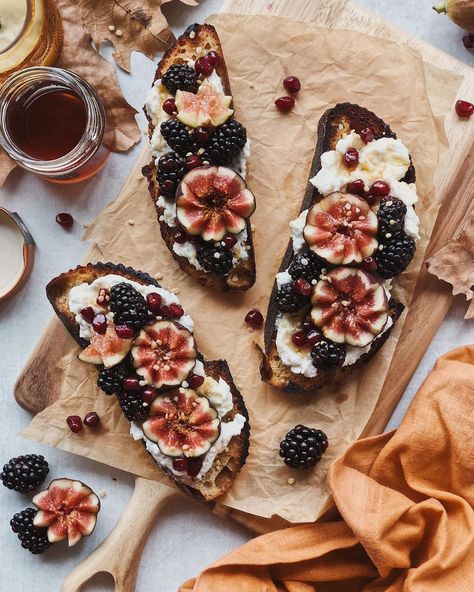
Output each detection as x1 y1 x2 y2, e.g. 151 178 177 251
146 292 162 314
455 99 474 118
168 303 184 318
362 192 376 207
195 56 214 77
158 304 170 318
361 257 378 272
306 329 322 345
293 277 311 297
188 373 205 389
222 233 237 248
115 325 134 339
301 315 314 333
462 34 474 49
162 98 176 115
344 148 359 169
245 309 264 328
275 96 295 112
292 331 307 347
67 415 82 433
185 154 203 170
370 181 390 198
80 307 95 323
194 127 210 145
172 457 188 472
173 229 188 244
283 76 301 93
162 179 176 193
92 313 107 335
359 126 375 143
123 377 141 393
187 457 203 478
83 412 100 427
206 51 221 67
346 179 365 196
56 212 73 228
142 387 157 404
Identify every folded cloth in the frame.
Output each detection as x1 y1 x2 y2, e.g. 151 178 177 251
181 346 474 592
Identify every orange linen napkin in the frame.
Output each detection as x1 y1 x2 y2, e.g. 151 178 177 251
181 346 474 592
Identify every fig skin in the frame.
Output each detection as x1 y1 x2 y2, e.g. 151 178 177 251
433 0 474 30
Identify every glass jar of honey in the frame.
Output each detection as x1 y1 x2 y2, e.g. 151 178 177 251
0 67 109 183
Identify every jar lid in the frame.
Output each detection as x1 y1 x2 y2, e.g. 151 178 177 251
0 207 35 302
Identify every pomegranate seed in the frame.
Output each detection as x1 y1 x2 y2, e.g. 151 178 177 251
92 313 107 335
162 98 176 115
142 386 157 404
163 179 176 194
84 412 100 427
96 288 110 306
306 329 322 345
185 154 203 170
370 181 390 198
245 309 264 328
301 315 314 333
362 192 376 206
80 307 95 323
361 257 378 272
455 99 474 118
275 96 295 112
173 228 188 244
206 51 221 67
344 148 359 168
56 212 73 228
168 303 184 318
194 127 210 145
123 377 141 393
346 179 365 196
222 233 237 248
67 416 82 433
359 126 375 143
146 292 162 313
187 457 203 478
172 457 188 472
188 373 205 389
462 34 474 49
283 76 301 93
293 277 311 297
115 325 134 339
292 331 307 347
195 56 214 77
158 304 170 318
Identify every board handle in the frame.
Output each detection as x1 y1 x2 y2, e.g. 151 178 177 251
62 477 179 592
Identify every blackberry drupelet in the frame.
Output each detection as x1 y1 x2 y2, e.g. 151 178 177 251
279 425 328 469
1 454 49 493
377 197 407 239
110 283 148 330
97 364 127 396
160 119 198 157
288 251 326 282
117 391 149 422
311 340 346 369
275 283 308 312
161 64 198 94
196 244 233 275
375 232 416 279
157 152 185 198
10 508 51 554
205 120 247 165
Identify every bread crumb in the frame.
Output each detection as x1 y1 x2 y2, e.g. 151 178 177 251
116 29 123 37
108 25 115 32
83 223 89 229
171 288 180 294
155 273 163 280
128 219 135 225
249 82 255 89
251 224 256 232
98 489 107 497
247 327 254 333
287 477 296 485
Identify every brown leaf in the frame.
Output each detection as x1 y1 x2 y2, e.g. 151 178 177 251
79 0 196 72
426 217 474 319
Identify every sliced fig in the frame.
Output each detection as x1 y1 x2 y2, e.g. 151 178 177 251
131 321 197 389
311 267 389 347
33 478 100 547
303 192 378 265
142 389 220 458
78 323 132 368
175 83 233 128
176 166 255 241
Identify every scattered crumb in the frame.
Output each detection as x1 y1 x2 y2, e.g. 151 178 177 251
251 224 256 232
171 288 180 294
128 219 135 225
249 82 255 89
108 25 115 32
247 327 254 333
83 223 89 229
155 273 163 280
287 477 296 485
98 489 107 498
116 29 123 37
189 30 196 39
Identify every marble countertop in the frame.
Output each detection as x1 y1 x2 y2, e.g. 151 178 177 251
0 1 472 590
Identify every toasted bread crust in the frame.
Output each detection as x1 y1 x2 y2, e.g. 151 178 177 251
262 104 411 392
46 262 249 501
143 23 256 292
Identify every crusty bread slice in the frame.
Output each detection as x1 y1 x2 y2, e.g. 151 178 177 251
143 23 256 292
262 104 413 392
46 262 249 501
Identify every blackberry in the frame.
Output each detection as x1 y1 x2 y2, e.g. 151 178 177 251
157 152 185 198
275 283 308 312
1 454 49 493
196 244 233 275
110 283 148 330
375 232 416 279
10 508 51 554
311 340 346 369
279 425 328 469
288 251 326 282
118 391 149 423
97 363 127 396
161 64 198 94
377 197 407 239
205 120 247 165
161 119 198 157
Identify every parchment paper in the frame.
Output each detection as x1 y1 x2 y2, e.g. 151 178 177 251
22 14 462 523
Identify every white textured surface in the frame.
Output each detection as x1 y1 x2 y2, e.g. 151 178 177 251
0 1 473 590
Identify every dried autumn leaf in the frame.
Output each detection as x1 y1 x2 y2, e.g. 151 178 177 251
79 0 198 72
426 217 474 319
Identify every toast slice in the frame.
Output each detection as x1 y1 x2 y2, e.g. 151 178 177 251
262 104 418 392
142 24 256 292
46 262 249 501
